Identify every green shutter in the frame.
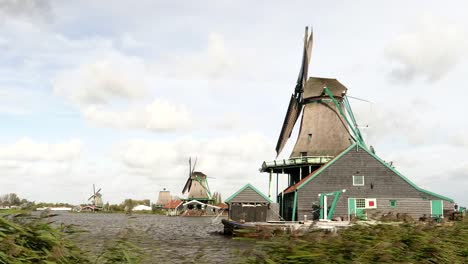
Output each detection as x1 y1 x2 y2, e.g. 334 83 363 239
431 200 443 217
348 198 356 215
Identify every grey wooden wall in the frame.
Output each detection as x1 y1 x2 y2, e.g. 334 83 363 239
295 147 454 221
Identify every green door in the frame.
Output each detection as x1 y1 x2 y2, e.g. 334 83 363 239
348 198 356 216
431 200 443 218
348 198 366 220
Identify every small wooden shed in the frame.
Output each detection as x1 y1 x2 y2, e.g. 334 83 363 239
225 183 274 222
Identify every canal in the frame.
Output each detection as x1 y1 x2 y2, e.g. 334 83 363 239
52 213 253 263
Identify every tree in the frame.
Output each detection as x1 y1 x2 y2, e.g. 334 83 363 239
0 193 22 206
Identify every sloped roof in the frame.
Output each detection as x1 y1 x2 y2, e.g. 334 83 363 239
225 183 273 203
216 203 228 209
284 142 454 203
163 200 183 209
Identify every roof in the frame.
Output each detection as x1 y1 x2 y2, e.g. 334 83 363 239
225 183 273 203
163 200 183 209
303 77 347 99
216 203 228 209
284 142 454 203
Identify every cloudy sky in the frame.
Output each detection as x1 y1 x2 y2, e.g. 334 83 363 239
1 0 467 206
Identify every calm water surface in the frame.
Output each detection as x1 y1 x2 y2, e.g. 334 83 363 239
53 213 253 263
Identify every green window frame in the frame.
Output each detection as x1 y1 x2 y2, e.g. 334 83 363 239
389 200 397 208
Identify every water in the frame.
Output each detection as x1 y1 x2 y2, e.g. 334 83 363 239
52 213 253 263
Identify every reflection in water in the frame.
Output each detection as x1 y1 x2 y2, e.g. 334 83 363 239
52 213 252 263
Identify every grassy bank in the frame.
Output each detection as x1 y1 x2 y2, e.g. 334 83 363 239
242 220 468 263
0 213 143 263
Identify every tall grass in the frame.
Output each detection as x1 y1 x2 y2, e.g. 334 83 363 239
0 213 89 263
0 213 144 263
242 220 468 263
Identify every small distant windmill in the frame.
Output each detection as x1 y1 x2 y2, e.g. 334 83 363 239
88 184 103 210
182 157 212 201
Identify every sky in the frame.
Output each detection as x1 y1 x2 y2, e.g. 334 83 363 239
1 0 467 206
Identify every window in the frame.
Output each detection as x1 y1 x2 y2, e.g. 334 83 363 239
353 175 365 186
389 200 397 208
300 152 307 157
356 198 366 208
308 133 312 141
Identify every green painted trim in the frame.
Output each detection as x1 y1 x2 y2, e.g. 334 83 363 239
296 143 358 191
343 96 366 147
327 191 342 220
319 194 324 219
224 183 273 203
361 142 454 203
323 87 365 146
292 190 298 221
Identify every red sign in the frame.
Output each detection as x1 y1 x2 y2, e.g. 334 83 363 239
368 201 375 207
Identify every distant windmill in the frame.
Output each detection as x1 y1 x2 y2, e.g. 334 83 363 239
182 157 212 201
88 184 103 210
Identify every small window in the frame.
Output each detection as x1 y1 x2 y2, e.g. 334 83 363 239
389 200 397 208
353 175 365 186
308 133 312 141
356 198 366 208
300 152 307 157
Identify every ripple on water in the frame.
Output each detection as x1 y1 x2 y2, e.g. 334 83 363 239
51 213 253 264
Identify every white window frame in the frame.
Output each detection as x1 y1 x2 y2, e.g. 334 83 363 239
353 175 365 186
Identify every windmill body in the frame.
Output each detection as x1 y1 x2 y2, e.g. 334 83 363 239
182 158 213 203
289 77 351 158
85 184 103 211
185 172 211 200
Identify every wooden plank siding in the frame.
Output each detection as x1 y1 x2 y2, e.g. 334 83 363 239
227 187 270 204
296 147 454 221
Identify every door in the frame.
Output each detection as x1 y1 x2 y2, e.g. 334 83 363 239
348 198 367 220
431 200 443 218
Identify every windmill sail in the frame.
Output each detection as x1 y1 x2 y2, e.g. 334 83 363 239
275 27 313 157
275 95 302 156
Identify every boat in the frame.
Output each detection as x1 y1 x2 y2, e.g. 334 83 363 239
222 219 351 238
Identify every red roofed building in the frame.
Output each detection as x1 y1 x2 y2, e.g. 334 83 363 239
163 200 183 216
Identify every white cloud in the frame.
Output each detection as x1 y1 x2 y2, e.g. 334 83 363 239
83 99 193 132
0 138 82 162
53 52 150 105
385 15 468 81
157 33 246 80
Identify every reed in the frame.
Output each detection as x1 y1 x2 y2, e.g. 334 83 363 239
242 220 468 263
0 213 144 263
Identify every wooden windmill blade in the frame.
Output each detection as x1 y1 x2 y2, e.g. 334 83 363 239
295 27 313 97
182 157 193 194
275 96 302 156
275 27 313 157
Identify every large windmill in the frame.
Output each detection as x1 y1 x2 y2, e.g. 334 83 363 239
275 27 365 159
88 184 103 210
261 27 366 195
182 158 212 202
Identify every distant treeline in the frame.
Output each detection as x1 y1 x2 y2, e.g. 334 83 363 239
0 193 161 213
